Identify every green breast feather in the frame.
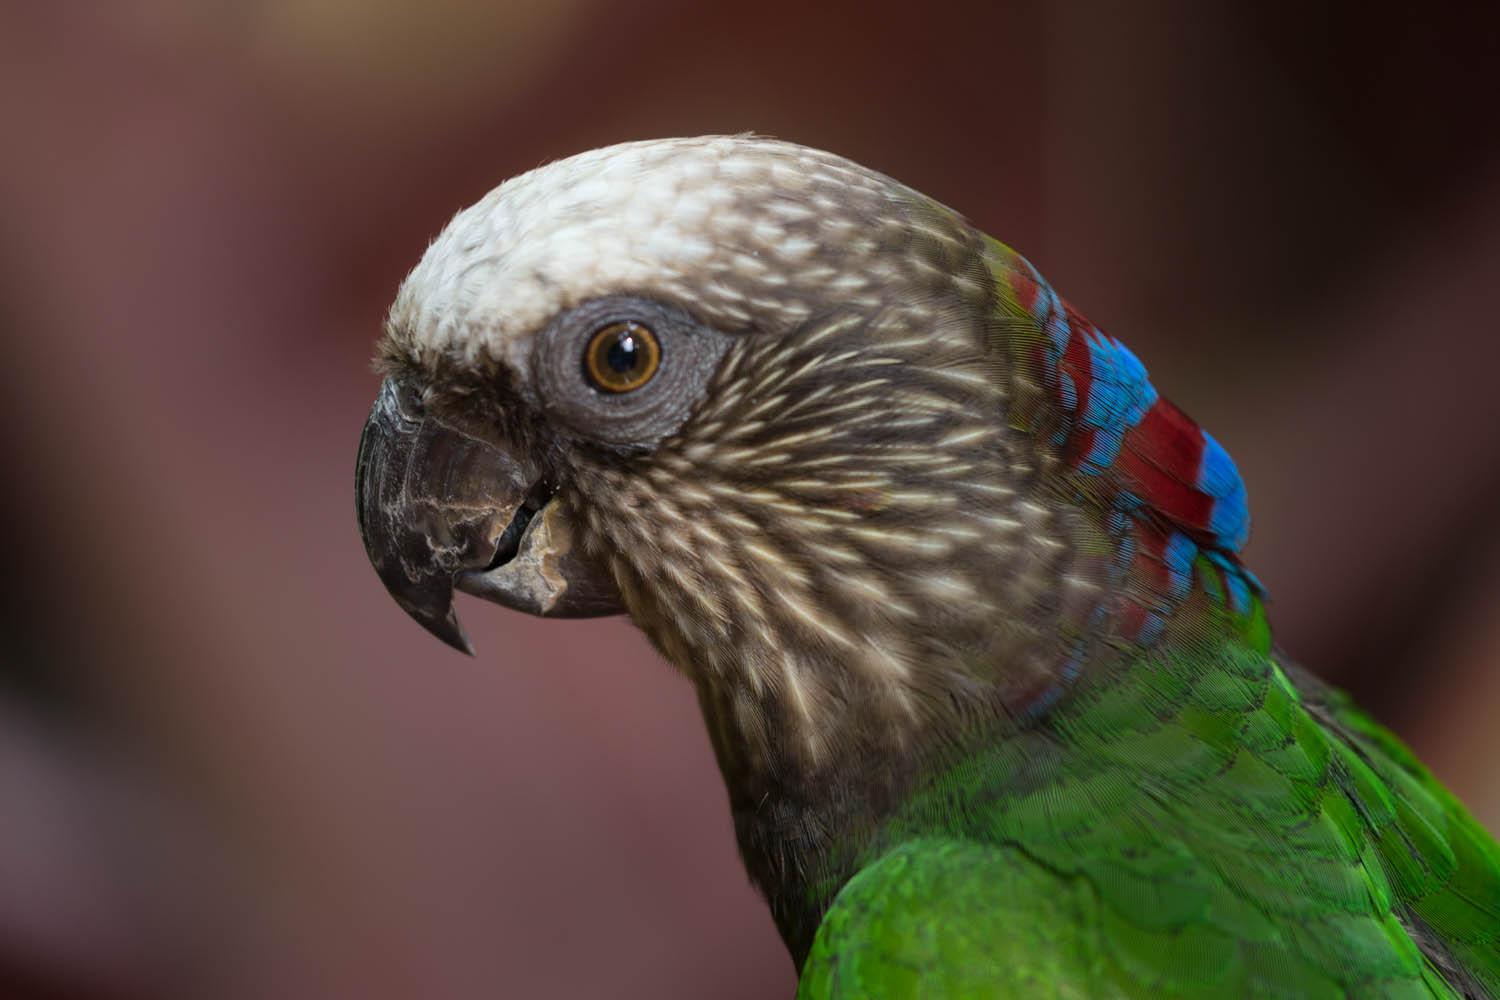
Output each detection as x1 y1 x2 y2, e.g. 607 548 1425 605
799 607 1500 998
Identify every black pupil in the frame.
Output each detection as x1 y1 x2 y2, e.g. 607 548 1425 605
606 329 641 374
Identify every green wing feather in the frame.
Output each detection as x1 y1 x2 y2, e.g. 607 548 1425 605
799 630 1500 998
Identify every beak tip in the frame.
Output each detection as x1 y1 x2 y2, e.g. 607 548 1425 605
420 606 476 656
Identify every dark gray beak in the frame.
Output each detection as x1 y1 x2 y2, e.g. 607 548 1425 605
356 378 621 654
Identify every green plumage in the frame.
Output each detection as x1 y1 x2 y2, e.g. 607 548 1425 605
799 594 1500 997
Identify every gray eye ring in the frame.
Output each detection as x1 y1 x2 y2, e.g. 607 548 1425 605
532 295 728 450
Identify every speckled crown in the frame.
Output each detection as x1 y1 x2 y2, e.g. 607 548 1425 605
385 136 942 372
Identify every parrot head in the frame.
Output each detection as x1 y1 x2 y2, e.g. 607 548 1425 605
358 136 1124 766
357 136 1267 956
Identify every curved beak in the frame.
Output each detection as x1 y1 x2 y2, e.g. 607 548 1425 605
356 378 621 655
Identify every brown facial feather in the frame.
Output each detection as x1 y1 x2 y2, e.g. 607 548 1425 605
369 138 1131 954
550 257 1117 949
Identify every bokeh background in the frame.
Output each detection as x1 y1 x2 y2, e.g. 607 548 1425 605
1 2 1498 997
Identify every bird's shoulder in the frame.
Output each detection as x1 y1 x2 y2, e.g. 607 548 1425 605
797 837 1122 999
802 642 1499 997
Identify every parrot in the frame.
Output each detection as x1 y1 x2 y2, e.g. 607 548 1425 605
355 136 1500 998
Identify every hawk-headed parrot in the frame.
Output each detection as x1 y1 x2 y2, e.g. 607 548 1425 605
356 137 1500 998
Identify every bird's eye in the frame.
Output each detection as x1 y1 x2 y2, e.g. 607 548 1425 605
536 297 725 447
583 321 661 393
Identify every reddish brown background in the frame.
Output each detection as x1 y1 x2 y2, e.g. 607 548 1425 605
1 3 1497 997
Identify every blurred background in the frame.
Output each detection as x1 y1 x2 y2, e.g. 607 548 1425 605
1 2 1497 997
